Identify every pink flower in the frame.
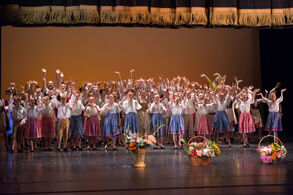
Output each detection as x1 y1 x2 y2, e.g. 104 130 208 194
130 139 135 142
136 138 142 143
146 140 152 145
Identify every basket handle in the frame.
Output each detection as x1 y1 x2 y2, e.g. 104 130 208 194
258 135 284 149
188 136 208 145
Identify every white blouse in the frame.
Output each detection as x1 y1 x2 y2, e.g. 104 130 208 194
70 101 85 116
25 105 39 118
101 103 121 114
84 106 99 117
196 104 214 115
182 97 195 115
39 103 56 117
216 95 231 111
235 98 254 113
121 100 142 114
262 95 283 112
169 102 186 115
149 103 167 114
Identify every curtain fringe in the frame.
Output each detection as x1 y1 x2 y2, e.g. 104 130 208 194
175 11 208 25
210 12 237 26
238 13 271 27
150 12 175 26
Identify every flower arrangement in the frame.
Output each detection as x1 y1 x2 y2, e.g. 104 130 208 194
183 139 221 158
124 125 164 151
124 132 157 151
257 142 287 164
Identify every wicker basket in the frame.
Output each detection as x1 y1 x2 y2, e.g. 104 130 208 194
187 136 211 166
132 148 147 168
258 135 285 164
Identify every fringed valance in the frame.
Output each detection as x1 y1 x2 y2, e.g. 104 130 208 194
1 0 293 28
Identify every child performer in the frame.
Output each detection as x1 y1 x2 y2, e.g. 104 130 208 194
259 88 286 141
39 96 56 151
212 91 234 147
68 92 85 151
182 90 196 141
235 88 259 147
168 94 186 149
84 97 100 150
100 94 121 150
196 97 214 138
149 94 167 149
10 96 27 152
24 98 40 152
120 92 142 134
138 90 150 137
52 94 71 152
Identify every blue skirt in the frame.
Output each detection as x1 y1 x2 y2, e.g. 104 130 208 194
104 113 121 137
150 113 164 137
265 112 282 132
212 111 234 133
169 115 184 135
125 112 139 133
69 115 84 139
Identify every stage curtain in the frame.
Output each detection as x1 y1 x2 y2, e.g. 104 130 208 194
1 0 293 27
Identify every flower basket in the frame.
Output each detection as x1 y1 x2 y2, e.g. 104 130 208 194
257 135 287 164
183 136 221 166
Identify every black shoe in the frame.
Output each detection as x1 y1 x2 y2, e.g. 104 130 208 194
160 146 166 149
72 148 76 151
17 149 23 153
57 148 61 152
48 148 53 151
93 147 97 151
63 148 68 152
246 144 250 148
86 147 90 151
11 149 14 153
77 147 82 151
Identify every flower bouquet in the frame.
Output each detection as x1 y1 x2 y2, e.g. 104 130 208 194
124 126 162 167
257 135 287 164
183 136 221 166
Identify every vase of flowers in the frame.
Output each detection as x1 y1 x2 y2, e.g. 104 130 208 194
124 131 157 167
183 136 221 166
257 135 287 164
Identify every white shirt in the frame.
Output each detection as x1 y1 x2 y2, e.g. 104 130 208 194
98 98 109 116
216 95 231 111
121 100 142 114
39 103 55 117
182 97 195 115
70 101 85 116
25 105 39 118
262 95 283 112
149 103 167 114
11 105 27 123
196 104 214 115
235 98 253 113
101 102 121 114
84 106 99 117
52 97 71 119
169 102 186 115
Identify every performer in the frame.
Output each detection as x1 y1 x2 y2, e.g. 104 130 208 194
168 94 186 149
235 88 259 147
84 97 101 150
100 94 121 150
120 91 142 134
52 94 71 152
10 96 27 153
196 97 214 138
24 97 40 152
68 91 85 151
212 91 234 147
39 96 56 151
149 94 167 149
137 91 150 137
182 90 195 141
259 88 286 142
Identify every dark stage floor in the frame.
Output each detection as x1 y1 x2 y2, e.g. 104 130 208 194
1 143 293 195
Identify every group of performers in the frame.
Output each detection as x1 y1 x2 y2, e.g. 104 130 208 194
0 69 286 152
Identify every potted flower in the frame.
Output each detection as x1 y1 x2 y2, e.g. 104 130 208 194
183 136 221 165
124 132 157 168
257 135 287 164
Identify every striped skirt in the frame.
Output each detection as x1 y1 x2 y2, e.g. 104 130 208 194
84 116 100 137
104 113 121 137
150 113 164 137
169 115 184 135
25 117 39 139
124 112 139 133
198 115 213 135
265 112 282 132
69 115 84 139
212 111 234 133
238 112 256 134
41 116 55 138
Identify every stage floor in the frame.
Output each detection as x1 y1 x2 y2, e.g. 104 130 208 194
1 143 293 195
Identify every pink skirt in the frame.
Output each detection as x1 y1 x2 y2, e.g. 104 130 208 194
197 115 213 135
37 119 42 138
25 117 39 139
41 116 55 138
84 116 100 137
238 112 256 134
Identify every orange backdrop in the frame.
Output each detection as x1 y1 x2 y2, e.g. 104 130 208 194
1 26 260 97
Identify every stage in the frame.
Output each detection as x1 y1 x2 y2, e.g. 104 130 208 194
1 142 293 194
